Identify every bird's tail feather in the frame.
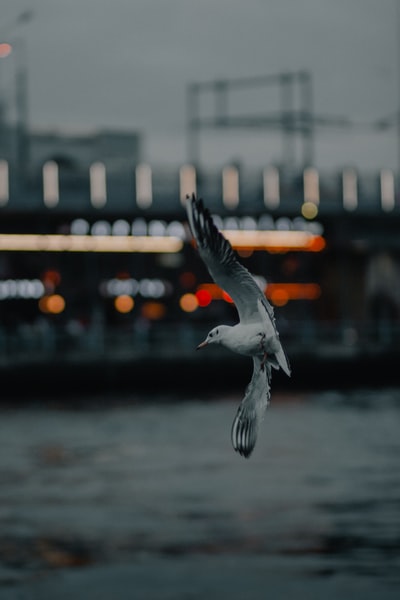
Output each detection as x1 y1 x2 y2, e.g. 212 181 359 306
231 405 259 459
231 358 271 458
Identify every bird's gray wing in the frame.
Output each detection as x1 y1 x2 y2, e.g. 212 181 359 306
231 356 271 458
186 194 276 326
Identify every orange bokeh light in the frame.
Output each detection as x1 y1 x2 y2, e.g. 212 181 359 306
0 43 12 59
266 283 321 302
308 236 326 252
179 293 198 312
269 288 289 306
114 295 134 313
39 294 65 314
222 290 234 303
141 301 166 320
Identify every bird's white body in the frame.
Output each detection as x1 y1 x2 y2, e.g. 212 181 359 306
222 323 266 356
200 321 281 358
186 194 291 458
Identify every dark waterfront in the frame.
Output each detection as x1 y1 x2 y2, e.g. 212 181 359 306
0 388 399 599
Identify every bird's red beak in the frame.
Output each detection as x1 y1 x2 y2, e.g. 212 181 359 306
196 340 208 350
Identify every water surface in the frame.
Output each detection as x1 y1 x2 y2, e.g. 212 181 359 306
0 388 399 599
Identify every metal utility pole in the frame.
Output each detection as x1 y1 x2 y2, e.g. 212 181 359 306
299 70 314 168
186 70 315 170
15 38 29 182
279 72 295 168
186 82 200 166
397 0 400 177
0 9 34 184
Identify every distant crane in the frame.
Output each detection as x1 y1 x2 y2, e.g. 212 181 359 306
186 70 353 170
0 9 34 183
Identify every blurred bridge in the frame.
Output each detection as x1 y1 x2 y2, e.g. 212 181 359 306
0 160 399 394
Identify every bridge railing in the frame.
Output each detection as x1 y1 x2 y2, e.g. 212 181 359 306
0 161 398 216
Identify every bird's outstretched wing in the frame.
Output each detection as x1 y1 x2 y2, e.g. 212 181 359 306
231 356 271 458
186 194 275 325
186 194 291 376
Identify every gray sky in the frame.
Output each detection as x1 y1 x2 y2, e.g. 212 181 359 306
1 0 398 171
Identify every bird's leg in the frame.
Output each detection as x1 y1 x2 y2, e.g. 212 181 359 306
258 333 268 371
261 351 268 371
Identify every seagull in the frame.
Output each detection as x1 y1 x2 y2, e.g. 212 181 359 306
185 193 291 458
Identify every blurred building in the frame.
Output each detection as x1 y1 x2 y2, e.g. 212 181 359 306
30 128 142 171
0 121 142 177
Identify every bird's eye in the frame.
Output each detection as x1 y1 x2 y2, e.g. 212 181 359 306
216 329 219 335
209 332 213 338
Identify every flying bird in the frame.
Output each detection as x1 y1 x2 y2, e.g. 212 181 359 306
186 194 291 458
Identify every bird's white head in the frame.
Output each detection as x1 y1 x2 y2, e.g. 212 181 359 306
196 325 229 349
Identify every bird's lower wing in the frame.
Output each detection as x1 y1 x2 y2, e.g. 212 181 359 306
231 357 272 458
